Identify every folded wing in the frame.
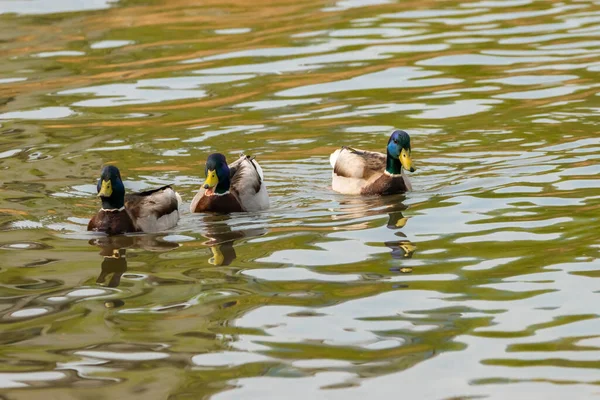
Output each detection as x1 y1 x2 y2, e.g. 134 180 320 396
125 185 181 232
332 147 386 179
229 154 269 212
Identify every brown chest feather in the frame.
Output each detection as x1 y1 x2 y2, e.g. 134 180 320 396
192 193 243 213
88 210 139 235
361 174 408 196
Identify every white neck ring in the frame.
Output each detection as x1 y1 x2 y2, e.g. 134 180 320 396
384 170 403 177
100 206 125 212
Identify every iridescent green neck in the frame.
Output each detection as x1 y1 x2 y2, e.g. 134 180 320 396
215 177 230 194
101 191 125 209
386 151 402 175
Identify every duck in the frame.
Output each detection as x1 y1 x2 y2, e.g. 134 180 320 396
329 129 416 195
87 165 181 235
190 153 269 213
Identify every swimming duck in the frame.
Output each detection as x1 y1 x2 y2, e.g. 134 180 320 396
88 165 181 235
329 129 416 195
190 153 269 213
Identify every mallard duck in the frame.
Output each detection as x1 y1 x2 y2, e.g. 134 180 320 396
190 153 269 213
329 129 416 195
87 165 181 235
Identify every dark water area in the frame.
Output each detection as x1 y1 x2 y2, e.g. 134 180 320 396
1 0 600 398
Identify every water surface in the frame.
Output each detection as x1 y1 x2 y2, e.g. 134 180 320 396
1 0 600 398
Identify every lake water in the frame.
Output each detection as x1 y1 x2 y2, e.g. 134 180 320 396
1 0 600 398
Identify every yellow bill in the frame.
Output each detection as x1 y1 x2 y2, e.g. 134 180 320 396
203 170 219 189
400 148 415 172
98 180 113 197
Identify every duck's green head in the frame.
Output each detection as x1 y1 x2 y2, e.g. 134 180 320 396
203 153 231 195
386 130 415 174
97 165 125 209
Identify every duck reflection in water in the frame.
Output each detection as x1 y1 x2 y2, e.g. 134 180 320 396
335 194 416 262
201 214 267 266
90 235 179 291
97 247 127 288
385 210 417 261
334 193 407 222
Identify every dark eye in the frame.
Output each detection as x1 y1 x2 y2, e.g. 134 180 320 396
393 139 398 144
